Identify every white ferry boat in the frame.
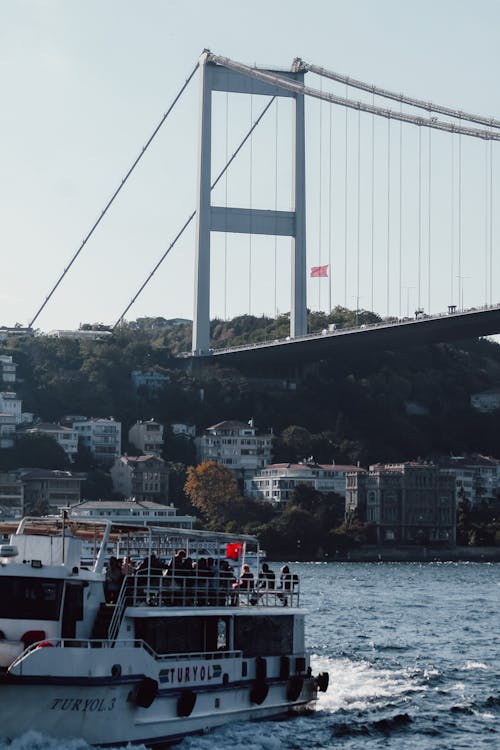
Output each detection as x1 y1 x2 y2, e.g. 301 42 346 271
0 517 328 746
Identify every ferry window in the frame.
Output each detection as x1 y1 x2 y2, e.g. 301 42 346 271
0 577 63 620
234 616 293 657
135 616 228 654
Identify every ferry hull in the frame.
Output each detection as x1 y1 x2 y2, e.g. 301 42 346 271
0 677 317 746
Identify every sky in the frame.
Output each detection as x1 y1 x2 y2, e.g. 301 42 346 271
2 0 500 333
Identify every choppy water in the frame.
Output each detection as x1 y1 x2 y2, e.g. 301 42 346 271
2 562 499 750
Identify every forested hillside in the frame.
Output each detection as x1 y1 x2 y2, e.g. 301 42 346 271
3 309 500 466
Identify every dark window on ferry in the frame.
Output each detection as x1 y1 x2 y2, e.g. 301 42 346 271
135 616 230 654
0 577 63 620
234 615 293 656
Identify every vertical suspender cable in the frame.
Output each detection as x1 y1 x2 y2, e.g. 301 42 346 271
344 82 349 307
248 93 253 314
427 123 432 313
224 89 229 320
399 103 403 318
328 103 333 313
386 116 391 317
356 108 361 320
484 139 489 305
458 127 462 308
450 135 455 305
490 139 493 306
274 98 279 318
371 95 375 313
318 81 323 311
418 126 422 309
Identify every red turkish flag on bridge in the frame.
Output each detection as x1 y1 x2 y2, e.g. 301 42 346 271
311 264 328 278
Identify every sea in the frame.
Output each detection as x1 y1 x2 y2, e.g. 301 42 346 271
3 561 499 750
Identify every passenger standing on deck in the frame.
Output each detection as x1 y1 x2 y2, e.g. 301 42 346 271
278 564 293 606
105 556 123 603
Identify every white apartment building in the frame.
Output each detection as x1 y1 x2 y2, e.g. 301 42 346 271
439 455 500 506
196 420 273 474
128 420 164 456
70 417 122 466
0 414 16 448
25 422 79 461
0 392 22 424
0 355 16 385
246 462 363 506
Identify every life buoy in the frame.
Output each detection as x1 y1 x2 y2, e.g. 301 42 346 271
316 672 329 693
177 689 197 717
36 641 53 649
250 680 269 705
286 675 304 701
128 677 158 708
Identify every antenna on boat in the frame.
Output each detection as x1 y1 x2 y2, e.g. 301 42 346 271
61 508 67 565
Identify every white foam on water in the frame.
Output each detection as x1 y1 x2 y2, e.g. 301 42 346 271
310 654 426 713
0 731 148 750
0 731 92 750
180 721 289 750
462 661 488 671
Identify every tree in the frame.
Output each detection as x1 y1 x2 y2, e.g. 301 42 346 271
12 434 70 470
184 461 243 527
277 425 313 463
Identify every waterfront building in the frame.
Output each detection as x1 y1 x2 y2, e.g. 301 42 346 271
196 420 273 475
0 473 24 520
246 461 362 506
110 454 169 503
25 422 78 462
438 454 500 506
346 462 456 546
128 419 164 457
18 469 83 514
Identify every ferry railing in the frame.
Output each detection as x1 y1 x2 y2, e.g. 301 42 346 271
109 571 300 610
10 638 243 669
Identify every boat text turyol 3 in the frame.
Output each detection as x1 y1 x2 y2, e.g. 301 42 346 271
0 517 328 746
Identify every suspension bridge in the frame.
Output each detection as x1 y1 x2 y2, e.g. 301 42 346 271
27 50 500 364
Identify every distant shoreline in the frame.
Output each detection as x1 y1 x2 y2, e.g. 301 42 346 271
342 546 500 562
269 546 500 563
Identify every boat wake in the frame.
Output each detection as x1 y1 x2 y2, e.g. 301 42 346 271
310 655 427 713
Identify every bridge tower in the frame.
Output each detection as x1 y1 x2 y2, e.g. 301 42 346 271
193 52 307 354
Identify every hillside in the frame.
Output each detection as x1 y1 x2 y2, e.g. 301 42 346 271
3 310 500 466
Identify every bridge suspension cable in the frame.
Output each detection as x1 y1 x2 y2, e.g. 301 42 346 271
113 96 276 328
28 61 200 330
297 60 500 130
207 53 500 141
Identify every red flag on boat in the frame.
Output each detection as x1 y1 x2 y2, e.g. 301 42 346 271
226 542 244 561
311 264 328 277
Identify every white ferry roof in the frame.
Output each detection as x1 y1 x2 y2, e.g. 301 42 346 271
0 517 258 546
